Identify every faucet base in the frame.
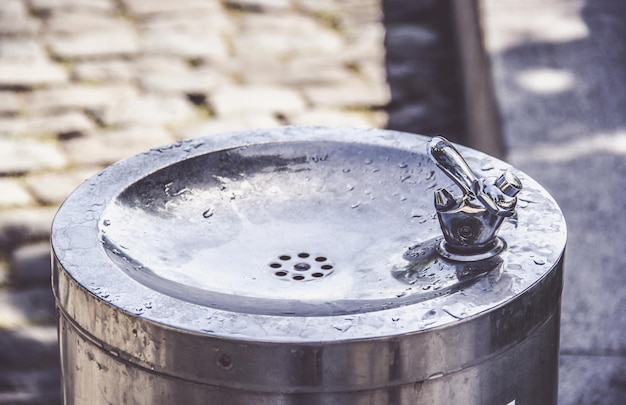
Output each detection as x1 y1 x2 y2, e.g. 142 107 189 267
437 237 506 262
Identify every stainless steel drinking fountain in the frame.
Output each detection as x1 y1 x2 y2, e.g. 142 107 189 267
52 126 566 404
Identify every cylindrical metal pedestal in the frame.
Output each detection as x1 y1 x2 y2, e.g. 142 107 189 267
52 127 566 404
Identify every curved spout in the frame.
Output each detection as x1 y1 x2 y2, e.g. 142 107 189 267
428 137 522 261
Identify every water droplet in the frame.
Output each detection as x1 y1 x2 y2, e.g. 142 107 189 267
351 202 361 209
401 174 411 182
396 291 407 298
481 163 494 171
202 207 214 218
534 258 545 265
347 184 355 191
392 317 400 322
103 219 111 226
172 187 190 196
364 158 373 165
426 171 435 180
428 372 444 380
343 168 351 173
422 285 431 290
398 162 408 168
423 309 437 318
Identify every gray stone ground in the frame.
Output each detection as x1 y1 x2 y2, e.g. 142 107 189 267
0 0 463 403
482 0 626 404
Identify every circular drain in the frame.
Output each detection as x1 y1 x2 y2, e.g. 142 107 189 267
268 252 334 281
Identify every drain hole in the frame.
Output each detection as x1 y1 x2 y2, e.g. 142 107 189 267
269 252 334 281
294 263 311 271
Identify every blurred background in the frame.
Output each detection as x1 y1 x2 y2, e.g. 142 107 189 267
0 0 623 403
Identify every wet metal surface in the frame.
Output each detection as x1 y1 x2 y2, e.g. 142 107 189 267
52 126 566 403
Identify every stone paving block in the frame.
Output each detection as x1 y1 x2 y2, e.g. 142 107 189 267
71 59 136 83
0 287 56 328
0 326 58 369
26 84 138 113
175 114 281 139
47 28 139 59
139 24 228 61
341 23 387 61
0 112 95 138
0 0 41 35
303 79 391 108
0 38 48 62
0 207 57 249
11 242 52 286
96 95 196 126
138 12 235 42
335 0 382 26
0 92 21 116
209 85 307 117
122 0 223 16
135 55 189 72
63 125 174 165
0 16 41 36
29 0 115 13
0 62 68 88
0 178 34 209
139 67 223 94
0 0 29 19
234 14 344 59
236 56 353 85
26 167 100 205
44 10 136 35
0 139 66 175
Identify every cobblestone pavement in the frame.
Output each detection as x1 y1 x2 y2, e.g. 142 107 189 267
0 0 462 403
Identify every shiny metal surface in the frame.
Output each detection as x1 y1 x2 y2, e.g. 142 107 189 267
52 126 566 404
428 137 522 261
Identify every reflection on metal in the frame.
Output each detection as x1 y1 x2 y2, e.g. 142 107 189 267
429 136 522 261
394 236 504 292
52 127 566 404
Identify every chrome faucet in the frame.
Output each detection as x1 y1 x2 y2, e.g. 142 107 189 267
428 137 522 261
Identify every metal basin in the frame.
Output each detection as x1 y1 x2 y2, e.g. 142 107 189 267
52 126 566 404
